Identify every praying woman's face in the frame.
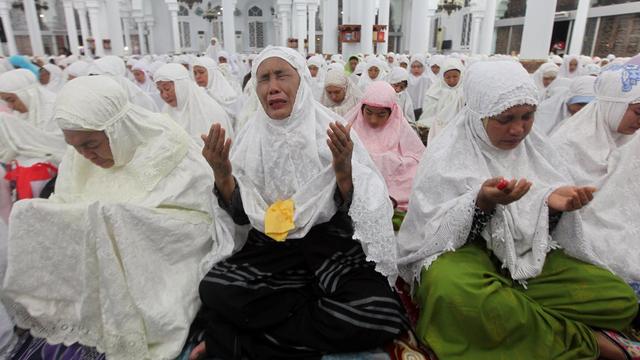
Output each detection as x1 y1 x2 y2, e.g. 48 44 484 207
368 66 380 80
567 103 587 115
218 57 228 64
616 103 640 135
156 80 178 107
349 58 359 72
484 104 536 150
39 68 50 85
542 75 556 88
431 64 440 75
325 85 346 104
133 69 146 84
63 130 114 169
193 65 209 88
0 92 28 113
308 65 319 78
410 62 424 76
362 104 391 129
256 57 301 120
569 59 578 73
444 69 461 88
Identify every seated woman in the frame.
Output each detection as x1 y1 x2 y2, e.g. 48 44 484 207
358 59 387 92
388 67 416 123
550 63 640 186
408 55 433 121
321 68 363 117
0 69 57 132
535 75 596 136
396 60 638 360
2 76 232 360
307 55 327 101
192 56 240 122
190 46 407 360
559 55 582 79
154 63 234 142
345 81 424 216
417 58 465 145
532 62 560 102
131 60 164 110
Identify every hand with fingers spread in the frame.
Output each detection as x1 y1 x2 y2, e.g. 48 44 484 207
548 186 597 213
476 177 533 212
202 123 235 204
327 121 354 200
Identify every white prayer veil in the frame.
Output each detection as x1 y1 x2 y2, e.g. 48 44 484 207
2 75 231 360
66 60 90 79
559 54 581 79
321 68 363 117
0 69 57 132
532 62 560 101
307 55 327 101
357 58 388 92
41 64 66 93
397 61 586 284
154 63 233 142
230 46 398 281
535 75 596 136
550 63 640 186
407 54 432 111
192 56 239 118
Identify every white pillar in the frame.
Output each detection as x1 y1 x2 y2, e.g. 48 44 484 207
341 0 361 56
520 0 557 60
222 0 236 53
105 0 124 56
277 0 292 47
321 0 338 54
569 0 590 55
376 0 390 55
359 0 374 55
86 0 104 56
145 18 156 54
135 17 146 55
0 0 18 55
24 0 45 55
74 1 91 56
409 0 430 54
479 0 497 55
308 1 318 54
122 16 131 54
470 12 484 55
62 0 80 55
293 0 307 54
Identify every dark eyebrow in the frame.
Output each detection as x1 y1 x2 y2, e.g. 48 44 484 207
78 140 98 148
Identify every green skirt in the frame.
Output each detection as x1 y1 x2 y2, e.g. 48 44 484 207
415 242 638 360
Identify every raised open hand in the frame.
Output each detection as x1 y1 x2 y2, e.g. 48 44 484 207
476 177 533 211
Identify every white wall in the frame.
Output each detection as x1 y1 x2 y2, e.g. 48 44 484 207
149 0 174 54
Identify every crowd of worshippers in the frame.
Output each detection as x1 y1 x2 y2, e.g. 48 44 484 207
0 39 639 360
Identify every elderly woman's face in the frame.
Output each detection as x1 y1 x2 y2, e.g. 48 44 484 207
156 80 177 107
63 130 114 168
256 57 301 120
542 75 556 88
0 92 28 113
39 68 51 85
362 104 391 129
368 66 380 80
193 65 209 88
133 69 146 84
325 85 346 103
617 103 640 135
484 105 536 150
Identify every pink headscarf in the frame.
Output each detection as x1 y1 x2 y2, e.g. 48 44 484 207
346 81 425 211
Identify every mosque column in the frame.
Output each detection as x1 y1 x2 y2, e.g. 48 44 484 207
74 1 92 56
293 0 307 54
568 0 590 55
121 14 132 54
222 0 236 53
376 0 390 55
469 1 485 55
359 0 375 55
479 0 497 55
145 17 156 54
86 0 104 57
62 0 80 55
520 0 557 60
0 0 18 55
277 0 292 47
105 0 124 56
307 0 318 54
321 0 338 54
24 0 45 55
409 0 434 55
134 16 146 55
164 0 181 53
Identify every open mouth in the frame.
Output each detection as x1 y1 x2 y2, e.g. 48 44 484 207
268 99 287 110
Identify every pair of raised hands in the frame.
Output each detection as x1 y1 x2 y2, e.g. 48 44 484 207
201 122 354 202
476 177 597 213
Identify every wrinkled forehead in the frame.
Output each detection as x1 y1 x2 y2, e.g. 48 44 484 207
255 57 299 79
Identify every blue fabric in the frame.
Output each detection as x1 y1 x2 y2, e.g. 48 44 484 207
8 55 41 80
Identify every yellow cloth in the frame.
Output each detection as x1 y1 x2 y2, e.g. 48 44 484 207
264 199 295 241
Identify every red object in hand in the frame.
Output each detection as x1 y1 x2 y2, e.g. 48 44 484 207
496 179 509 190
